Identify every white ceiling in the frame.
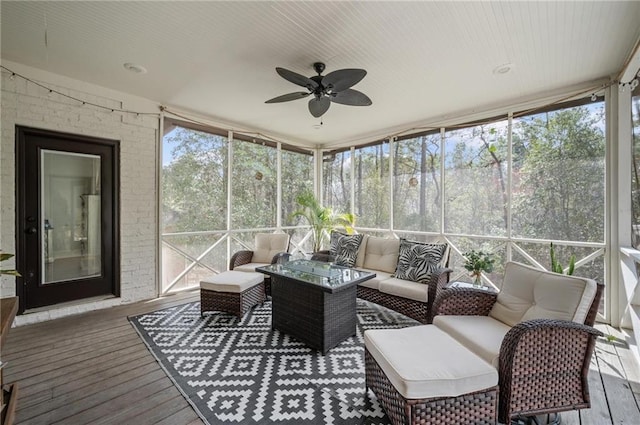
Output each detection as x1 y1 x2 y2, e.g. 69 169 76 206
2 1 639 147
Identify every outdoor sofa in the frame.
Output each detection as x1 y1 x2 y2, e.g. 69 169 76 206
313 233 451 323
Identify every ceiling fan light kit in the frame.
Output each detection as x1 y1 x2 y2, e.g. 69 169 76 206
266 62 372 118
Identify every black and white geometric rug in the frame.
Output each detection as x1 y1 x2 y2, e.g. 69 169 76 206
128 299 419 425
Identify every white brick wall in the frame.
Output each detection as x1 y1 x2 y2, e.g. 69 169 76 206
1 69 160 324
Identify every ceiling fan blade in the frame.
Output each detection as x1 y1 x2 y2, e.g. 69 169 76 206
308 96 331 117
322 69 367 92
331 89 372 106
265 92 311 103
276 67 319 90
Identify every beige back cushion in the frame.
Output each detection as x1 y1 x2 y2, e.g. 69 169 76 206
489 261 597 327
252 233 290 263
363 236 400 273
355 235 369 268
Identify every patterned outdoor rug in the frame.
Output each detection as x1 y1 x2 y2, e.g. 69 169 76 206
129 299 419 425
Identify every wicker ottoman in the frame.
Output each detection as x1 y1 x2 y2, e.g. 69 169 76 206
364 325 498 425
200 271 265 319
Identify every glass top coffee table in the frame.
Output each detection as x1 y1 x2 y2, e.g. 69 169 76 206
256 259 376 354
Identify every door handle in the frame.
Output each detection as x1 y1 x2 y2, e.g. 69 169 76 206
25 227 37 234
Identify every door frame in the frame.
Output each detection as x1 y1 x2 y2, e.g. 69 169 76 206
15 126 120 314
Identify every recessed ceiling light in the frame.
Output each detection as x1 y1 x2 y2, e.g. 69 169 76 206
493 63 513 75
123 63 147 74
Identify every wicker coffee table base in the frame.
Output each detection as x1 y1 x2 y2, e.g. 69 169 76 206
200 281 266 319
271 276 357 354
365 349 498 425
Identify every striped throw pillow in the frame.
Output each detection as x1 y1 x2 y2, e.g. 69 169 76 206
334 234 364 268
393 239 448 284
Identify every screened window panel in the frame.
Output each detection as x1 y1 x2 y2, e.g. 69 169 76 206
231 140 277 228
354 143 389 228
511 103 605 242
161 126 228 233
323 150 351 213
444 120 509 236
393 134 441 232
282 150 314 226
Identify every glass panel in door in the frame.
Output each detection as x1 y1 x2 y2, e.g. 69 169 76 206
41 150 102 283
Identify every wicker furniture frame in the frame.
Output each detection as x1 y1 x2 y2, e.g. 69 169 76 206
312 250 452 324
365 349 498 425
229 250 290 296
431 280 604 423
200 280 266 319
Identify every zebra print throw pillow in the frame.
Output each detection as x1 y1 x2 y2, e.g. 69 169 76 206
334 234 364 268
329 231 347 256
393 239 448 284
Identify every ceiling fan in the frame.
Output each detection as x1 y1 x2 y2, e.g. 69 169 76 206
265 62 372 118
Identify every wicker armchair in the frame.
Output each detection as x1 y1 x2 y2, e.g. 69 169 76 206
431 262 604 424
229 233 290 295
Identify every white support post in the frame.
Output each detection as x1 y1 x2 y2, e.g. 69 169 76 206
439 128 446 236
315 148 322 204
506 112 513 262
276 142 282 231
614 82 633 327
388 138 395 234
157 111 164 296
227 131 234 268
350 146 356 215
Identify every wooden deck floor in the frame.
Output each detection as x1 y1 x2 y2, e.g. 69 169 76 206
2 291 639 425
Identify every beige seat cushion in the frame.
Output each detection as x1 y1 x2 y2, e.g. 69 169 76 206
489 261 597 327
363 236 400 274
200 271 263 293
251 233 290 263
365 325 498 399
233 262 269 272
433 315 511 367
356 269 392 290
378 277 429 302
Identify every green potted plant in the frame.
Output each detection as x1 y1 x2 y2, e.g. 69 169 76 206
463 249 494 286
550 242 575 275
290 190 356 252
0 251 20 276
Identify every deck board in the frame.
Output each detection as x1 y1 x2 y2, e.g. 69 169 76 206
1 291 639 425
593 324 640 424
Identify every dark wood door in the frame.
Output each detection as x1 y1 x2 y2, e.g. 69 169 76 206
16 126 120 313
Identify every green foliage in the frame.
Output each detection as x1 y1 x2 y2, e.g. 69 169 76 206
605 334 618 343
463 250 495 284
162 128 228 232
290 190 355 252
0 252 20 276
512 106 605 242
549 242 576 275
445 123 510 236
392 134 441 232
